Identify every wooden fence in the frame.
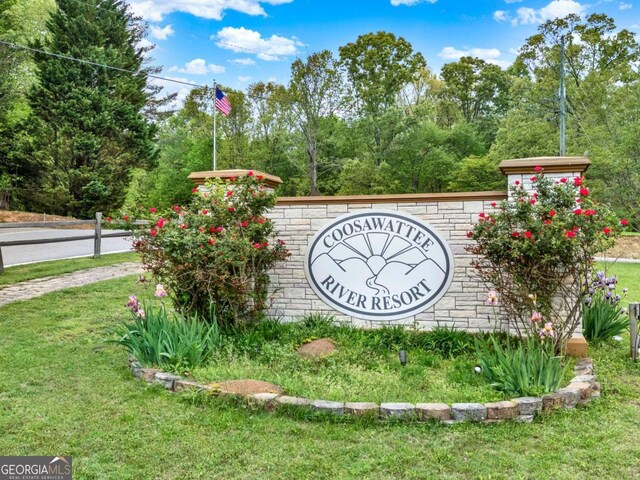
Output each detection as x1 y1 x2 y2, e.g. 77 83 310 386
0 212 140 273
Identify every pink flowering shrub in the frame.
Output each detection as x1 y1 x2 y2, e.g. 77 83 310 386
127 173 289 326
467 169 627 352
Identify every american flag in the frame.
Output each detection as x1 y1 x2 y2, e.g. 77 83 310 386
215 87 232 116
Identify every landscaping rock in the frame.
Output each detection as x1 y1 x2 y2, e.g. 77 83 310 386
173 380 206 392
485 401 519 420
512 397 542 416
217 379 284 396
139 368 161 382
275 396 311 407
311 400 344 415
297 338 337 358
571 375 596 386
515 415 534 423
415 403 451 421
556 387 581 408
451 403 487 422
566 381 593 404
154 372 181 390
380 403 415 418
130 361 142 377
344 402 379 416
248 393 280 411
542 393 564 411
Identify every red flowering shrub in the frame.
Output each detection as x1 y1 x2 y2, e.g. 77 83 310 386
467 170 625 352
128 174 289 326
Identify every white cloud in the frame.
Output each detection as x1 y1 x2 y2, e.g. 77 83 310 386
238 75 252 82
438 46 511 68
390 0 437 6
494 10 508 21
620 2 633 9
511 0 586 26
149 24 174 40
230 57 257 66
128 0 293 22
214 26 303 61
169 58 225 75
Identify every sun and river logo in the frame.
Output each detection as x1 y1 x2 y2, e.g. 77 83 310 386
304 210 454 321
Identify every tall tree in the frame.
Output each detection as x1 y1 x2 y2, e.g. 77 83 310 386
339 32 426 165
24 0 157 217
440 56 511 123
289 50 345 195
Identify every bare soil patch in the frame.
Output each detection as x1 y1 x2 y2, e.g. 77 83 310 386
0 210 93 229
602 236 640 260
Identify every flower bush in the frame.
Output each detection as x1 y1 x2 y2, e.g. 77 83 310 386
467 169 627 352
127 173 289 326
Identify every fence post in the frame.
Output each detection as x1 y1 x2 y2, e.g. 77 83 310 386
630 303 639 362
0 245 4 274
94 212 102 259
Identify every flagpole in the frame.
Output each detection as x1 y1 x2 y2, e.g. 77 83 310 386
212 79 217 171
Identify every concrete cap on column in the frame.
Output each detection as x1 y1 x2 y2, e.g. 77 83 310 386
499 156 590 175
188 169 283 190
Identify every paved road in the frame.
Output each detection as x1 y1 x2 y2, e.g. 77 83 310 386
0 228 133 266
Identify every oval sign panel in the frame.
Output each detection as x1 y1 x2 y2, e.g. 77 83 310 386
304 210 455 321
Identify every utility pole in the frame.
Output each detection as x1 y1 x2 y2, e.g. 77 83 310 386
559 35 566 156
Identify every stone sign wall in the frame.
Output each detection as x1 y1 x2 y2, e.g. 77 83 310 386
267 191 507 331
190 156 591 332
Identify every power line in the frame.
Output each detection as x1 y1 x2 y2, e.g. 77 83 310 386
0 39 208 88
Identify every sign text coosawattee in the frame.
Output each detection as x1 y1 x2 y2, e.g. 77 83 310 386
304 210 455 321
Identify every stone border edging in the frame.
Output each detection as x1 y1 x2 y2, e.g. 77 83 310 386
128 357 599 424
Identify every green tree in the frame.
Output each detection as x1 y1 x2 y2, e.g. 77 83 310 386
289 50 346 195
440 56 511 123
339 31 426 165
23 0 157 217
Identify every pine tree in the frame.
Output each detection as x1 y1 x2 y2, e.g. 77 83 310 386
27 0 157 217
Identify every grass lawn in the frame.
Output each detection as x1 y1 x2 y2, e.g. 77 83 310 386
2 274 640 479
595 261 640 306
0 252 139 287
189 321 569 404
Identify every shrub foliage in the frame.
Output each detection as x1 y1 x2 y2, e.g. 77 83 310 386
129 173 289 325
467 170 626 351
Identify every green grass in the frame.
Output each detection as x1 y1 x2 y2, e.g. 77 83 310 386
190 322 506 404
0 252 139 287
595 261 640 306
2 275 640 479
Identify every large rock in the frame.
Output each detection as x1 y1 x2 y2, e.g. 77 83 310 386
217 379 284 396
297 338 337 358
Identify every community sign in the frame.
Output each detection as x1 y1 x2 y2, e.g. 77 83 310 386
304 210 455 321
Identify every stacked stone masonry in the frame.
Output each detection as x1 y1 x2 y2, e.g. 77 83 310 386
130 357 598 424
267 194 507 331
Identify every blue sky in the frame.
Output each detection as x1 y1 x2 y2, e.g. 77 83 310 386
128 0 639 105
